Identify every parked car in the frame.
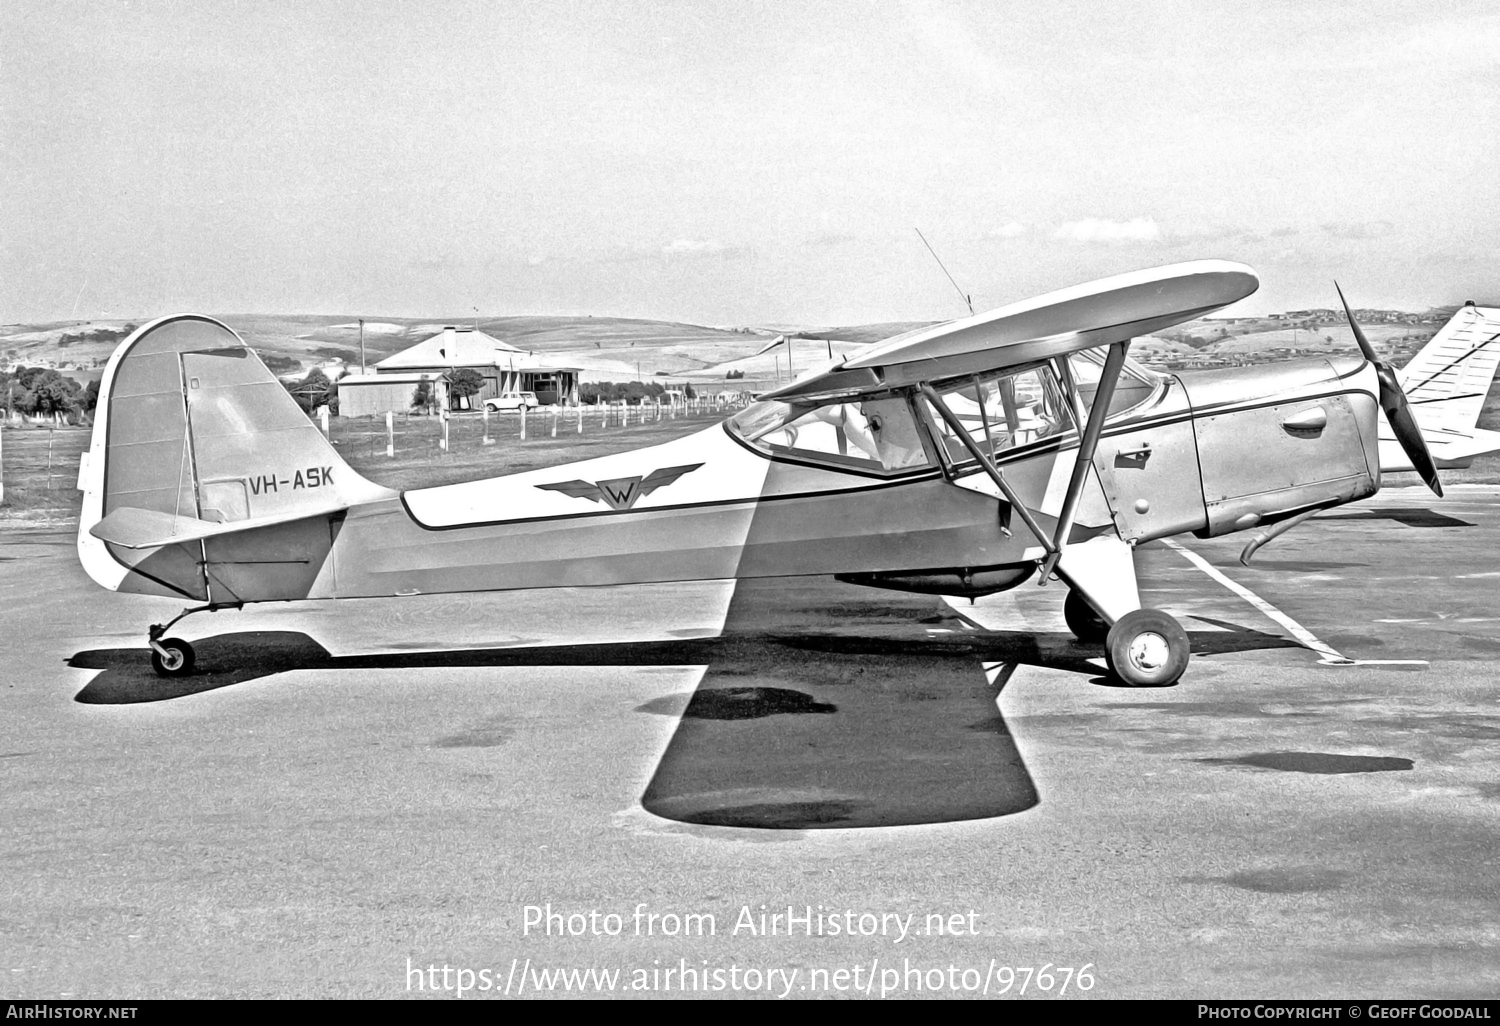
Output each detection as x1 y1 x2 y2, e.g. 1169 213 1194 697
484 391 540 412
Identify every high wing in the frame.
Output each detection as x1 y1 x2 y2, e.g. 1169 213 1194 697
1380 304 1500 471
761 259 1258 400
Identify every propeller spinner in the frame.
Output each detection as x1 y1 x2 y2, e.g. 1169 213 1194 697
1335 282 1443 497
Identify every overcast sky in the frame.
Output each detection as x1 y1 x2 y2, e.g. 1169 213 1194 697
4 0 1498 325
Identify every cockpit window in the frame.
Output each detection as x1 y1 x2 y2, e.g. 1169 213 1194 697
727 395 932 473
1066 349 1161 418
920 363 1074 466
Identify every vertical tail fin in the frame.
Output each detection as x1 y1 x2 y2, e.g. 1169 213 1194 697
77 315 392 597
1397 304 1500 437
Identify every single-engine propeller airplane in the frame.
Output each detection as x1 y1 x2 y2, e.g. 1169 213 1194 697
76 260 1443 687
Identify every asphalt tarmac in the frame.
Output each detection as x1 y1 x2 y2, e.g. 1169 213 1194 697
2 485 1497 999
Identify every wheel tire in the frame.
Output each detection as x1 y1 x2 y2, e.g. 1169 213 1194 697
1105 609 1189 687
150 638 196 678
1063 589 1110 643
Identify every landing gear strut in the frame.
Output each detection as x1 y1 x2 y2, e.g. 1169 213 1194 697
1105 608 1190 687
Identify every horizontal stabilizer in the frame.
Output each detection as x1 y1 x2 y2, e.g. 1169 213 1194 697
89 504 347 550
1444 426 1500 462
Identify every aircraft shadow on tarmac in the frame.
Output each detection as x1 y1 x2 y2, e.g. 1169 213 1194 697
67 579 1300 831
1317 506 1475 529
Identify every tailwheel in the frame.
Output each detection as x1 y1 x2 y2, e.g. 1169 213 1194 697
1063 589 1109 643
149 638 196 678
1105 609 1189 687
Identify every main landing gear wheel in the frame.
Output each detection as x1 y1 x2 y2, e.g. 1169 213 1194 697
1063 589 1109 643
1105 609 1189 687
150 638 196 678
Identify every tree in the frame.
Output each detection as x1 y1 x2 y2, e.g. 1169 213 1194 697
15 366 46 390
285 368 332 413
411 379 435 414
262 353 303 374
82 379 100 412
448 368 484 407
19 370 80 415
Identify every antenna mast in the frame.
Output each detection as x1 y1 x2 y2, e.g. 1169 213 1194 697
915 228 974 316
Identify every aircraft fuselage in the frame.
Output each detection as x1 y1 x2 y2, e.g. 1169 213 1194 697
123 355 1380 608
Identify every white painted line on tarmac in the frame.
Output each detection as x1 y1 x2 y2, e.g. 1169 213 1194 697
1161 538 1427 668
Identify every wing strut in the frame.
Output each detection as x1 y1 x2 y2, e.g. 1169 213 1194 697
918 383 1057 556
1038 340 1131 583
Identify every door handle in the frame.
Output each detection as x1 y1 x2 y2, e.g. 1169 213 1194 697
1114 443 1152 467
1281 407 1328 433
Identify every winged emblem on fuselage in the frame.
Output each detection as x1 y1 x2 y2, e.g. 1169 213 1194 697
534 463 704 511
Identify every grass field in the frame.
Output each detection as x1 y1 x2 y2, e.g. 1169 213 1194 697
330 406 725 491
0 423 89 523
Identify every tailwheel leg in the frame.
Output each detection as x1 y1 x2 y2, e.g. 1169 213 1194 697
147 604 216 678
1105 608 1190 687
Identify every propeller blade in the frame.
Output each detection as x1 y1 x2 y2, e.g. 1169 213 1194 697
1336 282 1442 497
1334 281 1379 364
1387 391 1444 497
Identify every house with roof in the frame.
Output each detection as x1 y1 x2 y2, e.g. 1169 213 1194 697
337 325 581 416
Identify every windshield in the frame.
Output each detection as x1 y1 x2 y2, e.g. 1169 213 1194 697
1065 350 1161 418
728 395 932 473
919 362 1075 467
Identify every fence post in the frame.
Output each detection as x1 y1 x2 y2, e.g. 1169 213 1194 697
520 404 527 440
0 421 4 505
550 406 558 437
386 410 394 457
576 404 583 434
319 405 329 437
440 408 450 452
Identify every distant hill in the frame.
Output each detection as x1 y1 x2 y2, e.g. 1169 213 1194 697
0 313 857 388
12 308 1449 389
1202 322 1431 357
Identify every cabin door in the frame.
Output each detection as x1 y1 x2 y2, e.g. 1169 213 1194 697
1092 416 1205 541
